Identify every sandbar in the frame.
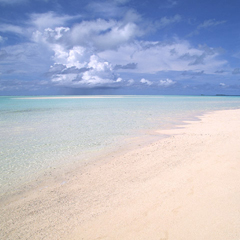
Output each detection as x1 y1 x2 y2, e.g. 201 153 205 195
13 95 165 100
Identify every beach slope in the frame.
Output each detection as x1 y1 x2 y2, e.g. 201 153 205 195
1 109 240 240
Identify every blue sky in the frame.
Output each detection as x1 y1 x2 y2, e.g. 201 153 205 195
0 0 240 95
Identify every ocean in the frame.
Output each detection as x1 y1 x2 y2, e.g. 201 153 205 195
1 95 240 196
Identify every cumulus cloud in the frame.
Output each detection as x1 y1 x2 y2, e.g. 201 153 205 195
122 76 176 89
32 27 71 45
0 7 230 92
159 78 176 87
10 10 216 89
28 12 148 88
0 12 80 42
52 45 89 69
48 45 122 88
29 13 142 88
32 15 143 51
127 79 134 85
71 19 142 50
140 78 153 85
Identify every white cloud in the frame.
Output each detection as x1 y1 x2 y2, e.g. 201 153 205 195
71 19 142 50
30 13 143 88
198 19 226 29
71 19 114 45
123 9 142 23
52 45 89 69
127 79 134 85
32 27 71 45
79 54 120 87
0 8 231 91
0 12 79 41
32 15 143 52
99 40 227 74
188 19 226 37
96 22 140 50
49 45 122 88
116 77 122 82
140 78 153 86
0 24 23 34
30 12 81 30
159 78 176 87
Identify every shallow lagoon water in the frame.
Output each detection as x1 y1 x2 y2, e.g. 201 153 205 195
1 95 240 195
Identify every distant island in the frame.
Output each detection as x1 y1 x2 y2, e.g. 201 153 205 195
200 94 240 96
215 94 240 96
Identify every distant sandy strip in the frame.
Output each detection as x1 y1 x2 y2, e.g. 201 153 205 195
1 109 240 240
13 95 165 99
14 96 126 99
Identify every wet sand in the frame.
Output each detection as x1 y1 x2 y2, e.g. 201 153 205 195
1 109 240 239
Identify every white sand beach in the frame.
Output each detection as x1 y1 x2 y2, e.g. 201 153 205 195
1 109 240 239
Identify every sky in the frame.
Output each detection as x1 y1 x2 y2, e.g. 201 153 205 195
0 0 240 95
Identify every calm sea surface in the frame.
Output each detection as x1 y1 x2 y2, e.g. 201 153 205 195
1 95 240 195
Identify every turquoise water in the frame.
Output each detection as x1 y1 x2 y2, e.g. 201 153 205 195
1 95 240 195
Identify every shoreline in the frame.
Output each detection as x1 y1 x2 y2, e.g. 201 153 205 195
0 104 202 200
1 108 240 239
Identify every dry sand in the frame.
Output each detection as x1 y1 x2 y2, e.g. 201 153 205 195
1 109 240 240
